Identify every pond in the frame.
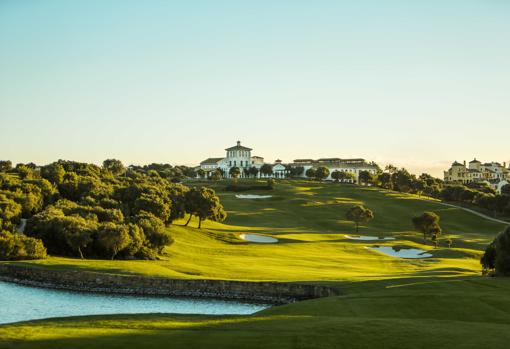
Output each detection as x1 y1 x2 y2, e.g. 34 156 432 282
235 194 273 199
240 233 278 243
368 246 433 259
0 281 269 325
345 235 395 241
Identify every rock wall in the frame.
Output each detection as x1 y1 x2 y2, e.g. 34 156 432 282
0 264 340 304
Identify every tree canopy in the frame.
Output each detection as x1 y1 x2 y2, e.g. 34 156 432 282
346 205 374 233
412 212 442 246
481 226 510 276
184 187 227 228
0 159 223 261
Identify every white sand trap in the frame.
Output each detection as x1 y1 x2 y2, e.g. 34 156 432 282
235 194 273 199
345 235 395 241
240 234 278 243
368 246 433 259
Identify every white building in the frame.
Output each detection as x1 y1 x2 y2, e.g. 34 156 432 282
444 158 510 191
198 141 379 182
290 158 379 183
199 141 270 178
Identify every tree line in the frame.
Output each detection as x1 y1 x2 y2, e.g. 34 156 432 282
320 164 510 218
0 159 225 260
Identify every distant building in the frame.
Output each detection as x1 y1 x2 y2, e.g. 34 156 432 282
289 158 379 183
444 158 510 191
198 141 276 178
198 141 378 182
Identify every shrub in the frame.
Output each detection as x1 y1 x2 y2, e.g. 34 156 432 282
0 230 47 260
481 226 510 276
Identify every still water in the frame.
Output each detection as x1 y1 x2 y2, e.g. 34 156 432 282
0 281 269 324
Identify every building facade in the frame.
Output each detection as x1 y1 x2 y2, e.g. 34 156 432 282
198 141 379 182
444 158 510 191
290 158 379 183
199 141 269 178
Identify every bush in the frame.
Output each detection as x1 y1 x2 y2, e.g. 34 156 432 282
0 230 47 260
481 226 510 276
135 211 173 253
0 159 224 261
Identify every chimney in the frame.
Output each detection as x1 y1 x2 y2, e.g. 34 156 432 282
237 141 241 146
463 160 466 166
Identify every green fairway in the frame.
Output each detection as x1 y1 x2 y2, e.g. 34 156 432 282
2 277 510 349
6 180 504 281
1 180 509 348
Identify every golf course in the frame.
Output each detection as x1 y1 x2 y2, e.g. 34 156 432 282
1 180 509 348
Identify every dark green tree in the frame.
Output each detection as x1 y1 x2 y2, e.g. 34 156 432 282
0 161 12 172
184 187 226 228
197 169 206 179
41 163 65 185
0 230 47 261
102 159 125 176
260 164 273 178
289 166 305 177
346 205 374 233
412 212 442 246
96 222 132 259
248 166 259 178
331 170 342 182
481 226 510 276
305 168 317 179
135 212 173 253
315 167 330 181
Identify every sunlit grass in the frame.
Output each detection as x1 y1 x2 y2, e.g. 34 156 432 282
2 180 509 348
5 180 505 282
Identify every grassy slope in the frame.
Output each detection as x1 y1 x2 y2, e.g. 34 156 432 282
1 180 509 348
6 180 504 281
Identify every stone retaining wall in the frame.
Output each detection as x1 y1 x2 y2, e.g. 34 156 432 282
0 264 340 304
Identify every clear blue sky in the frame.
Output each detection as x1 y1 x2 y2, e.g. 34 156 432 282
1 0 509 176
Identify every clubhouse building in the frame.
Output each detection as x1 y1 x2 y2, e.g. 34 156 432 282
198 141 379 182
444 159 510 193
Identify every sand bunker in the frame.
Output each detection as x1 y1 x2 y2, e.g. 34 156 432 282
235 194 273 199
368 246 432 259
345 235 395 241
240 234 278 243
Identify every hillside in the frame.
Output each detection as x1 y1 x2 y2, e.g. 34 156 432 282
1 180 509 349
7 180 505 281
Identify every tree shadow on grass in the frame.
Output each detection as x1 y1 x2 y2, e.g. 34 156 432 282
3 261 161 277
0 314 308 349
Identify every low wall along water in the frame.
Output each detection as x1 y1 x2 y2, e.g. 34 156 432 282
0 264 339 304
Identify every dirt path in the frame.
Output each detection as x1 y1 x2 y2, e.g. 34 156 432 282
419 199 510 225
17 219 27 234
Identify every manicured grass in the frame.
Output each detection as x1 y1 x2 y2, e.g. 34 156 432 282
2 277 510 348
2 180 509 348
6 180 504 281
